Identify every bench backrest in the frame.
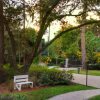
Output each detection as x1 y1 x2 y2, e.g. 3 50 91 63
14 75 28 83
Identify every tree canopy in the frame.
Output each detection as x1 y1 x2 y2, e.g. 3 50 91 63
0 0 100 73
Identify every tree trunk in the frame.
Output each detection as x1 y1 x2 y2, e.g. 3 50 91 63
5 22 17 69
0 0 4 68
81 26 86 69
24 20 48 69
80 1 87 69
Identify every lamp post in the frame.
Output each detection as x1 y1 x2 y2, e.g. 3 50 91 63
86 63 88 86
23 0 26 65
48 24 50 56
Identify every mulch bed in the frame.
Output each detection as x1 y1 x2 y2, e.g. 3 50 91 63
0 83 48 94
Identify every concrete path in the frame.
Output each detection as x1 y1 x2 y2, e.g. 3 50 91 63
49 89 100 100
49 74 100 100
49 67 79 71
72 74 100 88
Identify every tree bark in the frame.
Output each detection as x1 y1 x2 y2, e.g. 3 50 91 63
3 17 17 69
0 0 4 68
80 1 87 69
5 22 17 69
81 26 86 69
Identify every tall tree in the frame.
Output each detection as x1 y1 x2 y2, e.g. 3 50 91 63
80 0 100 69
2 0 100 72
25 0 86 66
0 0 4 68
3 0 23 69
24 0 100 68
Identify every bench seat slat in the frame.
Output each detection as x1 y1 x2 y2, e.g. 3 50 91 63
16 81 33 85
14 75 28 79
14 79 28 83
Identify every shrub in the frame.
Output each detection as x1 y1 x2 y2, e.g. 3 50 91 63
29 65 73 86
88 63 100 70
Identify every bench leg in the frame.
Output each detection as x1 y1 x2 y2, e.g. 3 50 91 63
16 83 33 91
16 84 22 91
18 84 21 91
14 84 16 90
30 83 33 88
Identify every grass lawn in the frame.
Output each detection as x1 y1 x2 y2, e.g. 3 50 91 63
69 70 100 76
89 95 100 100
11 84 95 100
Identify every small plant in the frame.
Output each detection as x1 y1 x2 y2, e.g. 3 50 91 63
17 64 24 69
0 94 13 100
3 63 15 79
13 94 28 100
0 94 27 100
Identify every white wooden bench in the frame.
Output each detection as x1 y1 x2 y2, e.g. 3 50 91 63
14 75 33 91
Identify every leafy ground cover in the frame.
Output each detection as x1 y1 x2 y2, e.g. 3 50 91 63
0 84 95 100
69 70 100 76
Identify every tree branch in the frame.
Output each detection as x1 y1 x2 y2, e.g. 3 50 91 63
55 11 87 20
29 0 62 60
38 20 100 55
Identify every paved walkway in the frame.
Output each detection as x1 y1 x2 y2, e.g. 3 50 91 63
72 74 100 88
49 74 100 100
49 89 100 100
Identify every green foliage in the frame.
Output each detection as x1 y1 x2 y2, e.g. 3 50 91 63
3 64 15 79
94 52 100 63
48 38 62 58
3 63 10 70
49 29 80 59
0 94 13 100
40 56 51 64
15 28 37 64
0 94 27 100
12 94 28 100
17 64 24 69
19 28 36 53
88 63 100 70
29 65 72 86
85 31 100 63
49 29 100 68
89 95 100 100
25 28 36 46
61 29 80 52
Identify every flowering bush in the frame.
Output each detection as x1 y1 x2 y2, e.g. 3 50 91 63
76 51 82 60
94 52 100 63
40 56 51 64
